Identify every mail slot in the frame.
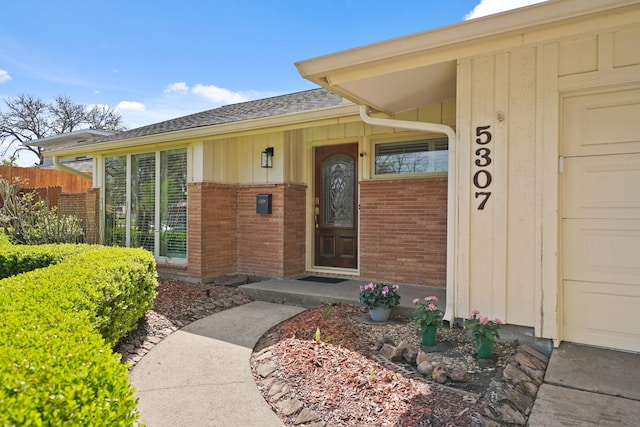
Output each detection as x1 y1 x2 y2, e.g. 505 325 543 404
256 194 272 214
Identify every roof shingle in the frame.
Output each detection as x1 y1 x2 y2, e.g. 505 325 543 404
82 88 344 147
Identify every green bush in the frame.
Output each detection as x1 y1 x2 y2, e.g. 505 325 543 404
0 243 157 425
0 243 89 279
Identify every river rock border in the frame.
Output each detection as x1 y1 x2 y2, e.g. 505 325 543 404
252 341 549 426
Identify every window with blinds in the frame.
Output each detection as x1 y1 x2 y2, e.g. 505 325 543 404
375 138 448 175
103 148 187 260
104 156 126 247
160 149 187 258
130 153 156 253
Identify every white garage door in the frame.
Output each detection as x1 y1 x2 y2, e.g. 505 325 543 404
562 88 640 352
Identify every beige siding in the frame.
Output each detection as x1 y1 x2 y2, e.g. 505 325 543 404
456 15 640 342
460 50 539 327
506 48 538 327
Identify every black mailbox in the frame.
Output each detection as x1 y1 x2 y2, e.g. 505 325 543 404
256 194 272 214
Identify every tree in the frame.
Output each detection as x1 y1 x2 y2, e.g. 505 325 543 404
0 94 126 165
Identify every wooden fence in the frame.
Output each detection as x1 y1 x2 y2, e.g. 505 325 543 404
0 166 92 194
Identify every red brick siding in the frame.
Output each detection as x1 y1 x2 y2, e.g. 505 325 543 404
237 185 285 277
185 183 237 280
58 189 99 244
283 184 306 277
359 177 448 287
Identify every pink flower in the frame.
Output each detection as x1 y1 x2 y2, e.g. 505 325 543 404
495 318 504 324
471 309 480 316
382 286 389 296
392 284 400 292
425 296 438 302
412 298 420 304
479 316 489 325
365 282 375 291
428 304 437 311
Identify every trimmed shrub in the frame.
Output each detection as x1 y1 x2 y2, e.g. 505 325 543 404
0 243 157 425
0 243 89 279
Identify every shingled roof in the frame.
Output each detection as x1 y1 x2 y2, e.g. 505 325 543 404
76 88 344 148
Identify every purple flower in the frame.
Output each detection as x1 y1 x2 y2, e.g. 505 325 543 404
382 286 389 296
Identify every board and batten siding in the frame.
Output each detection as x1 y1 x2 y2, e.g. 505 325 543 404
457 21 640 342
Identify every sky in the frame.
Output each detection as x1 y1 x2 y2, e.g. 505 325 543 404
1 0 546 165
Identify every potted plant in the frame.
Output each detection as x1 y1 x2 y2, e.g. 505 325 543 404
412 296 443 346
463 310 503 359
359 282 400 321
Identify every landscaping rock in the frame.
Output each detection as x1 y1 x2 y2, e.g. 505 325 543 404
449 367 470 382
257 361 277 378
417 360 434 376
294 408 320 425
431 363 449 384
503 363 532 383
278 398 303 416
379 343 397 361
416 351 433 366
399 342 419 365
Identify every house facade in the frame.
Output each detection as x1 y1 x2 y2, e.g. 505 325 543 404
46 0 640 353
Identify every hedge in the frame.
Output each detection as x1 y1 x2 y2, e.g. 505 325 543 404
0 243 157 426
0 243 89 279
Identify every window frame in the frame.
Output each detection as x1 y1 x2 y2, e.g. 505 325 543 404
102 147 188 263
371 135 449 179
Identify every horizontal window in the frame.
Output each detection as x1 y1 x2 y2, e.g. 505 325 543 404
375 138 448 175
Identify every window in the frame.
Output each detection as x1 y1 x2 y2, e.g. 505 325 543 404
103 148 187 259
375 138 448 175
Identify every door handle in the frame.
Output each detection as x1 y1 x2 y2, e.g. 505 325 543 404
314 206 320 229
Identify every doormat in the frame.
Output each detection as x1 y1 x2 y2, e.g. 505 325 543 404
297 276 347 284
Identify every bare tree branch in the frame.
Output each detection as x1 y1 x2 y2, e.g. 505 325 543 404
0 94 126 165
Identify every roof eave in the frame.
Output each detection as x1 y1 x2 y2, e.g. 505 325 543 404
296 0 640 89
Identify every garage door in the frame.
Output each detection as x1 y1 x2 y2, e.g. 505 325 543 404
562 88 640 352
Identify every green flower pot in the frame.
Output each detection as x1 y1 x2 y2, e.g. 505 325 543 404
421 325 438 346
476 336 494 359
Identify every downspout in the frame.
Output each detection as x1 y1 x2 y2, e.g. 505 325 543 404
52 156 92 181
359 106 458 323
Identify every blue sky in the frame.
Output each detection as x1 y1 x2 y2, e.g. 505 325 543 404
1 0 545 165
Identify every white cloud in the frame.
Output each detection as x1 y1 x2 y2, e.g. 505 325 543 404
192 84 250 104
0 69 12 83
464 0 548 20
164 82 189 95
116 100 146 112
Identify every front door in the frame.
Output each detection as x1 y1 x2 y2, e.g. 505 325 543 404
314 143 358 269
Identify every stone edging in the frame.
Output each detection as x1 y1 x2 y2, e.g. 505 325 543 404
252 342 549 426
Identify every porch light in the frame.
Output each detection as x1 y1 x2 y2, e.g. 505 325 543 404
261 147 274 168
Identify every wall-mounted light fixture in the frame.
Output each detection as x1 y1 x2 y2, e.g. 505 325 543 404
261 147 274 168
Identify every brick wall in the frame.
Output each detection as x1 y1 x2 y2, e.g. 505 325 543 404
58 189 99 244
359 177 448 287
237 184 285 277
185 182 237 280
283 184 306 277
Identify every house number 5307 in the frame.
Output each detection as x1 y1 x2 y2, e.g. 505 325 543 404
474 125 492 210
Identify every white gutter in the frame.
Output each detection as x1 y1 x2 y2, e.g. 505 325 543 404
359 106 457 323
52 156 92 181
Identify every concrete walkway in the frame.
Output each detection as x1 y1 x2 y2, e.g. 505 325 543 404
130 279 640 426
528 342 640 426
129 301 305 427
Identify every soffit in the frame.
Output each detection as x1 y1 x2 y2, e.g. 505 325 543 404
296 0 640 114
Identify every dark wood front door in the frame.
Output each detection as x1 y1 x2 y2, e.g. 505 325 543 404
314 143 358 269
